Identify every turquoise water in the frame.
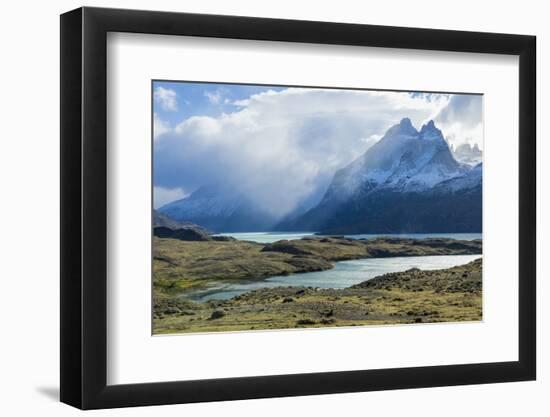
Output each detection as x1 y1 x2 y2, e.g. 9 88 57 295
214 231 315 243
187 254 482 302
215 232 482 244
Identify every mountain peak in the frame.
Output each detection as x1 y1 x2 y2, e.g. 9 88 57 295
281 117 481 234
158 182 277 232
420 119 436 132
419 120 445 142
385 117 418 138
452 142 482 166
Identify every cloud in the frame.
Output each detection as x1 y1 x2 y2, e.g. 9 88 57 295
153 88 475 218
153 186 188 209
359 134 383 151
433 95 483 149
153 113 170 140
154 86 178 111
204 90 223 104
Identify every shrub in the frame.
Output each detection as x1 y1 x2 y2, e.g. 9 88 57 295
209 310 226 320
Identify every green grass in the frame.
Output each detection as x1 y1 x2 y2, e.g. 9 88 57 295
153 257 482 334
153 236 482 296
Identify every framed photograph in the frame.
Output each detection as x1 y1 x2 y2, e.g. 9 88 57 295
60 6 536 409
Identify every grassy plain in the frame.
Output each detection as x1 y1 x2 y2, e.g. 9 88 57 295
152 236 482 334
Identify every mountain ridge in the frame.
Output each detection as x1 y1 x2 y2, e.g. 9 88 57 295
158 184 277 232
277 118 482 234
158 118 481 234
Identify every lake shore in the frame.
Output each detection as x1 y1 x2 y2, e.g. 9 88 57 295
153 235 482 295
153 236 482 334
153 257 482 334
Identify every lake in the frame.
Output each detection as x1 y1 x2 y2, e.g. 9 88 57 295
214 231 482 244
187 253 482 302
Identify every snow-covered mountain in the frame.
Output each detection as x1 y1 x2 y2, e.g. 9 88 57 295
324 118 468 198
278 118 482 234
159 118 481 234
158 184 277 232
452 143 483 166
432 162 482 194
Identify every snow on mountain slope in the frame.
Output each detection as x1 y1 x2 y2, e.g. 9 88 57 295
433 162 482 194
159 118 481 234
452 143 483 166
321 118 468 201
160 184 243 219
158 184 277 232
278 118 482 234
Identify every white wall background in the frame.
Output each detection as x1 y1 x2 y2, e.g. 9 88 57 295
0 0 545 415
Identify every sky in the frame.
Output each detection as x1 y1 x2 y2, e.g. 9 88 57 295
153 81 483 212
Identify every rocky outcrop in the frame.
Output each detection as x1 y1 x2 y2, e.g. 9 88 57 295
153 226 212 242
261 236 482 261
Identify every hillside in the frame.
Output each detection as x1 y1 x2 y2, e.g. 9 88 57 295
154 256 482 333
279 119 482 234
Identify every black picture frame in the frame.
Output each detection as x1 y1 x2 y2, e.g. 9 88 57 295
60 6 536 410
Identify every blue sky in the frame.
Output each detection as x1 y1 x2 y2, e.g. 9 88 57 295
153 81 285 125
153 81 483 211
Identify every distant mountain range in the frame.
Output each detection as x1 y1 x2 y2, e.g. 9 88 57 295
157 118 482 234
158 184 277 232
451 142 483 166
153 209 238 241
153 210 190 229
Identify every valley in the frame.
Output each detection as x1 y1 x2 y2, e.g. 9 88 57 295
154 256 482 334
152 117 484 334
153 234 482 333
